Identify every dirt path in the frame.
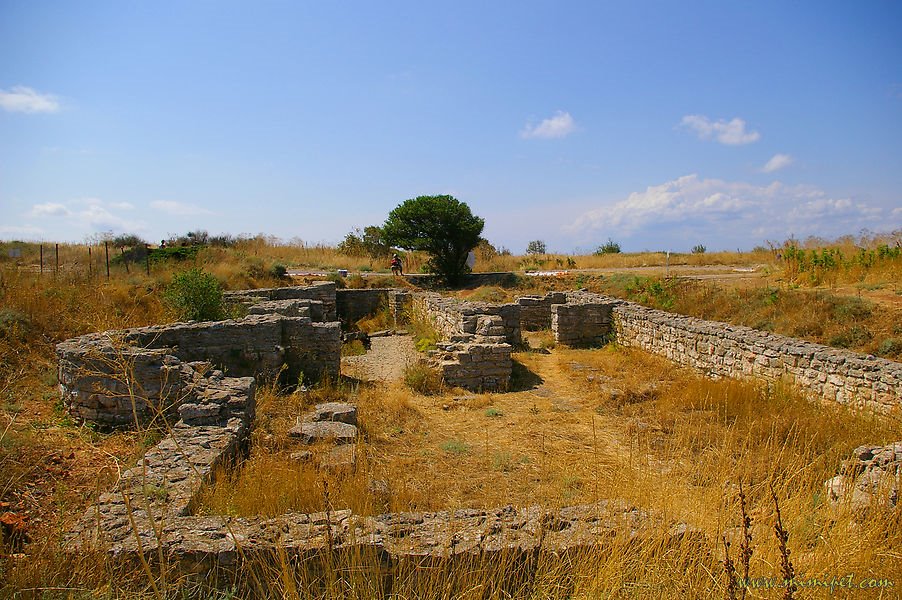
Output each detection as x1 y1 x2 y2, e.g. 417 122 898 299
341 335 421 382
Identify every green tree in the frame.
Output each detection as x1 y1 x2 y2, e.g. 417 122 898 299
382 195 484 285
526 240 547 255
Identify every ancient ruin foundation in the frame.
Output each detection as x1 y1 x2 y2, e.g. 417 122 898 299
58 280 901 568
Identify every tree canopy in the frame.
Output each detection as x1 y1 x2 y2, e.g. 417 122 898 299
382 195 484 285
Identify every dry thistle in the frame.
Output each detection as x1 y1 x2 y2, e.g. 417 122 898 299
738 481 753 600
770 483 796 600
722 535 738 600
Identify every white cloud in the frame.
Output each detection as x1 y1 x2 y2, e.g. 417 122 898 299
150 200 213 216
761 153 794 173
0 86 61 114
567 174 892 247
29 202 72 217
520 111 577 139
680 115 760 145
25 198 144 233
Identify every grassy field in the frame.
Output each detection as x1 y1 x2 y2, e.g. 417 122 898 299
1 234 900 597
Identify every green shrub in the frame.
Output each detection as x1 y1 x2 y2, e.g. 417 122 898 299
165 268 226 322
828 325 872 349
341 340 367 357
877 338 902 358
691 244 707 254
403 362 443 395
269 263 288 279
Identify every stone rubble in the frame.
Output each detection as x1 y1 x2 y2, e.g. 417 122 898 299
824 442 901 511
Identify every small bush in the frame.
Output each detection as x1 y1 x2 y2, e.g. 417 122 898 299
341 340 367 356
877 338 902 358
269 263 288 279
403 362 443 395
164 268 226 322
0 309 30 340
828 325 872 349
485 407 503 418
594 239 621 255
691 244 707 254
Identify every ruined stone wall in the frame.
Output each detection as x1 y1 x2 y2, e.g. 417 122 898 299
551 294 614 347
388 290 412 325
429 342 512 392
413 293 521 346
225 281 337 321
58 314 340 426
518 292 568 331
336 288 389 327
247 298 324 321
553 293 902 413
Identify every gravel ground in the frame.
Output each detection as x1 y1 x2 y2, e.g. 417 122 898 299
341 335 421 382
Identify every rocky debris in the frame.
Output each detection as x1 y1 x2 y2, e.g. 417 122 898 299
225 281 337 321
319 444 356 472
824 442 901 511
311 402 357 426
289 421 358 445
289 450 313 462
246 298 325 321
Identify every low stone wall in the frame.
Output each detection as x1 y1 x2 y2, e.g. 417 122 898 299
429 342 512 392
69 371 257 547
518 292 567 331
58 314 340 427
225 282 337 321
553 293 902 413
413 293 521 346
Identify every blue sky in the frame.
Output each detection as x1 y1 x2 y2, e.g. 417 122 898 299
1 1 900 253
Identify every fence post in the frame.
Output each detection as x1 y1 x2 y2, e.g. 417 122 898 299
55 243 59 276
40 244 43 274
88 246 93 276
145 244 150 276
105 242 110 280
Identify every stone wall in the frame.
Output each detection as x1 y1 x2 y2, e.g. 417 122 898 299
413 293 521 346
429 342 512 392
551 297 614 347
336 288 389 327
247 298 324 321
58 314 340 427
518 292 567 331
552 293 902 413
225 282 337 321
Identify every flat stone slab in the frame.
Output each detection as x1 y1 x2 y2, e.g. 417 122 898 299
289 421 358 445
312 402 357 426
319 444 357 472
